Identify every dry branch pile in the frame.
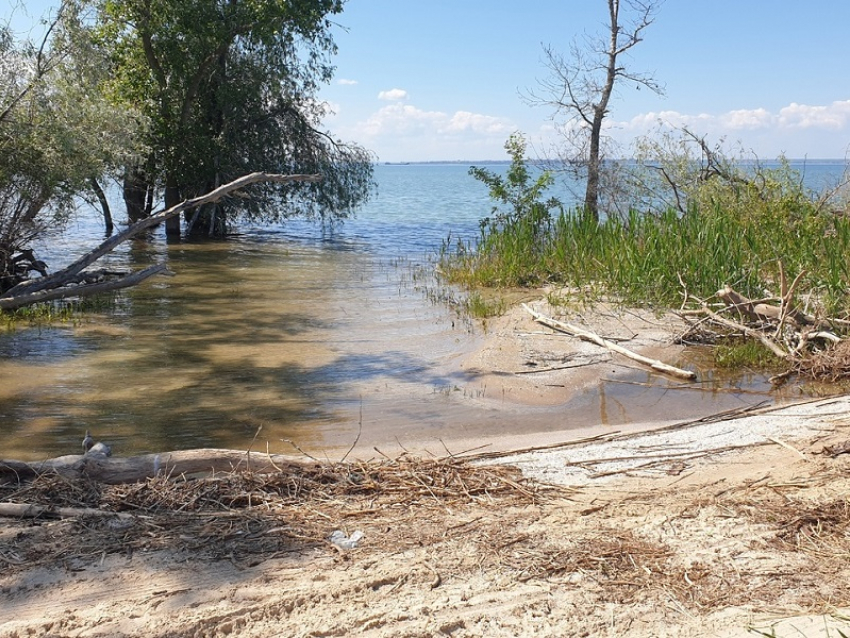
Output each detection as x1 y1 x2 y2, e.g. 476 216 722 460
0 455 566 572
678 266 850 383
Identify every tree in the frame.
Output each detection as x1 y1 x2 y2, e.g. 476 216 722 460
469 132 562 232
95 0 373 237
532 0 663 220
0 2 144 292
628 124 848 220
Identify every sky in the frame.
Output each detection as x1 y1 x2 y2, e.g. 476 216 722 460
7 1 850 162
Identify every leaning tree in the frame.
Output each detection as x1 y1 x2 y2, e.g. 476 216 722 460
531 0 663 220
95 0 373 237
0 2 144 293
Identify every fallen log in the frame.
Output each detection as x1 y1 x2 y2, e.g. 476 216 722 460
521 304 696 380
0 171 322 310
0 448 309 485
698 302 790 359
0 502 134 520
716 284 813 327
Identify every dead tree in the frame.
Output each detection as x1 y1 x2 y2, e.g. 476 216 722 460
531 0 664 220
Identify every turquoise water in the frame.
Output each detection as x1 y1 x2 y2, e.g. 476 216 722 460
2 161 847 461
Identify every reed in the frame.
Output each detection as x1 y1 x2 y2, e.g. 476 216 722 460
440 201 850 314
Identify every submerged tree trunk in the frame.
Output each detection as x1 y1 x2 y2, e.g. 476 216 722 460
123 167 149 223
90 177 113 235
164 177 182 237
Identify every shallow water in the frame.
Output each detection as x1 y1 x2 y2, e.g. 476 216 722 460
3 162 840 460
0 237 780 461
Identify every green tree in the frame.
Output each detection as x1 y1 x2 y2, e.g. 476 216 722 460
0 2 144 291
469 132 562 232
96 0 373 237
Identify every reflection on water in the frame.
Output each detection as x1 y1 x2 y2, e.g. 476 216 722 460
0 231 786 461
0 236 484 459
5 161 827 460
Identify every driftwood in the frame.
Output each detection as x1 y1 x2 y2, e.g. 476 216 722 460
0 448 308 485
521 303 696 380
678 265 850 384
697 300 789 359
0 171 322 310
716 284 813 327
0 502 134 521
686 281 843 361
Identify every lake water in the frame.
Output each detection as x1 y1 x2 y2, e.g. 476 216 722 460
2 161 848 461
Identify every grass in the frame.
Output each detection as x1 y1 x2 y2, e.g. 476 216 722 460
439 203 850 316
713 338 786 370
0 293 121 329
465 291 506 319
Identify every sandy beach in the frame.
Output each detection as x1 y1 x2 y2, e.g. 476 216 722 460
2 300 849 637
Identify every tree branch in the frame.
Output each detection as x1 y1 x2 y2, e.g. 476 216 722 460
0 172 322 305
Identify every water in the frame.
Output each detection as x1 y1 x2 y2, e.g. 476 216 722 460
2 162 847 461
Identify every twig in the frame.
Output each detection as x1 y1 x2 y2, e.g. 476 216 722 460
282 439 320 462
765 436 809 461
340 399 364 464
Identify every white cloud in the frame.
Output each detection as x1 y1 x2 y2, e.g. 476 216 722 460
337 78 358 86
362 103 512 138
621 101 850 135
724 107 773 130
600 99 850 158
778 100 850 130
348 101 515 161
443 111 511 135
378 88 408 101
362 103 442 135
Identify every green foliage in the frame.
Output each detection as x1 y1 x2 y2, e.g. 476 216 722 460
464 291 506 319
714 339 784 370
95 0 374 235
458 133 563 286
0 2 145 289
441 133 850 315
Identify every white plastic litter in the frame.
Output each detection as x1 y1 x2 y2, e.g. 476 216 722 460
328 530 364 549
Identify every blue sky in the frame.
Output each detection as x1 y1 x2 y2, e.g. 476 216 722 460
321 1 850 162
8 1 850 162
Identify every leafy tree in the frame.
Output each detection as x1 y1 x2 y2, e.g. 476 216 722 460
470 132 562 232
531 0 663 221
0 2 144 291
455 133 564 286
628 124 847 221
95 0 373 237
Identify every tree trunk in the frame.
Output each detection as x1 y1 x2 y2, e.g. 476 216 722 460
584 122 602 221
90 177 113 235
164 177 182 237
123 167 148 223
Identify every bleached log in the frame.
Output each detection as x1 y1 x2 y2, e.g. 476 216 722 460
699 303 789 359
716 285 813 326
0 448 309 485
521 304 696 380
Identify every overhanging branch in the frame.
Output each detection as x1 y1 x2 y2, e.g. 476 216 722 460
0 172 322 309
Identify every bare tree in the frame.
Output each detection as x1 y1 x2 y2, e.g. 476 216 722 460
532 0 664 220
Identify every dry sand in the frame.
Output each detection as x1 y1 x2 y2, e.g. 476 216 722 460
2 299 850 637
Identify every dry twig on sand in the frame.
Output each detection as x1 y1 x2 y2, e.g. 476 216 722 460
521 303 696 380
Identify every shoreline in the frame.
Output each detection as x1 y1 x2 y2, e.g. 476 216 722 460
4 298 850 637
